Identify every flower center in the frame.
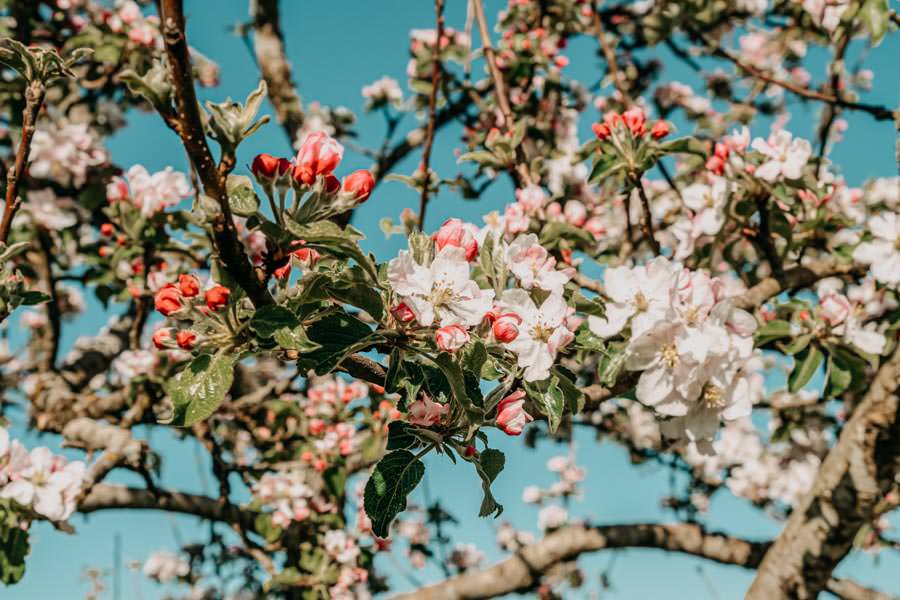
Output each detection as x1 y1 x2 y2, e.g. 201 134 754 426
660 343 679 368
633 292 649 312
684 306 700 326
702 384 725 409
429 282 454 308
530 322 553 343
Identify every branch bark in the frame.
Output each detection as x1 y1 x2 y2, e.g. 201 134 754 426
746 344 900 599
417 0 446 230
251 0 304 145
390 522 896 600
159 0 272 308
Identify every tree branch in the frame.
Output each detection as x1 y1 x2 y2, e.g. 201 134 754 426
390 522 896 600
733 258 864 311
0 80 45 243
251 0 304 145
80 483 255 530
688 27 896 122
746 344 900 599
417 0 446 230
159 0 272 308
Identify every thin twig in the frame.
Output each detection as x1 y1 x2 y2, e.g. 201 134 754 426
0 80 46 243
632 176 660 255
471 0 533 186
593 3 630 106
689 27 895 122
417 0 445 230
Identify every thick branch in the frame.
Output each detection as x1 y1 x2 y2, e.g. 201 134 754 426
159 0 272 308
391 522 769 600
80 483 254 530
391 522 896 600
251 0 304 145
746 345 900 599
733 259 864 311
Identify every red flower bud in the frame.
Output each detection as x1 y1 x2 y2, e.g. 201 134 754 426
391 303 416 323
176 330 197 350
591 122 611 141
622 107 646 136
492 313 521 343
293 131 344 186
251 153 280 180
100 223 114 237
433 218 479 261
650 120 670 139
324 174 341 194
435 324 470 352
178 273 200 297
205 285 230 311
342 169 375 203
154 284 183 316
152 327 172 349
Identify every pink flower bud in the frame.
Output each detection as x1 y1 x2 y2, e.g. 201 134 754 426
819 293 851 326
391 303 416 323
492 313 521 343
433 218 479 261
435 324 470 352
495 390 533 436
293 131 344 185
563 200 587 227
584 217 606 238
407 395 449 427
622 107 646 136
342 169 375 203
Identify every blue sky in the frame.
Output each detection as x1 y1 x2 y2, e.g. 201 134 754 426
6 0 900 598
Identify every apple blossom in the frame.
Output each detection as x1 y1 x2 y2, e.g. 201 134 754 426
387 246 494 327
433 218 480 262
435 324 470 352
496 290 573 382
494 390 533 435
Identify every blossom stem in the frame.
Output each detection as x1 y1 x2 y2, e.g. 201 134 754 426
631 175 660 255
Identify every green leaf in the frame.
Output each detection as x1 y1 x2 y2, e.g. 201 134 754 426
167 354 237 426
754 319 792 346
656 136 706 156
782 333 813 355
572 290 605 317
433 352 480 415
788 344 824 393
539 221 595 249
525 376 565 434
297 312 376 375
364 450 426 538
250 305 299 339
474 448 505 518
552 367 584 413
597 342 627 387
226 174 261 217
254 513 284 544
386 421 422 451
457 150 499 166
273 324 321 352
286 221 375 281
860 0 889 45
588 155 624 184
824 354 852 398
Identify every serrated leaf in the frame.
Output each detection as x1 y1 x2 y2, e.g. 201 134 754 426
297 312 376 375
250 305 299 339
167 354 237 426
364 450 426 538
273 324 321 352
226 174 260 217
525 376 565 434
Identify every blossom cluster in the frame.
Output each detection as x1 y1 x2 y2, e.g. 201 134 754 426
0 428 86 522
589 257 764 452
